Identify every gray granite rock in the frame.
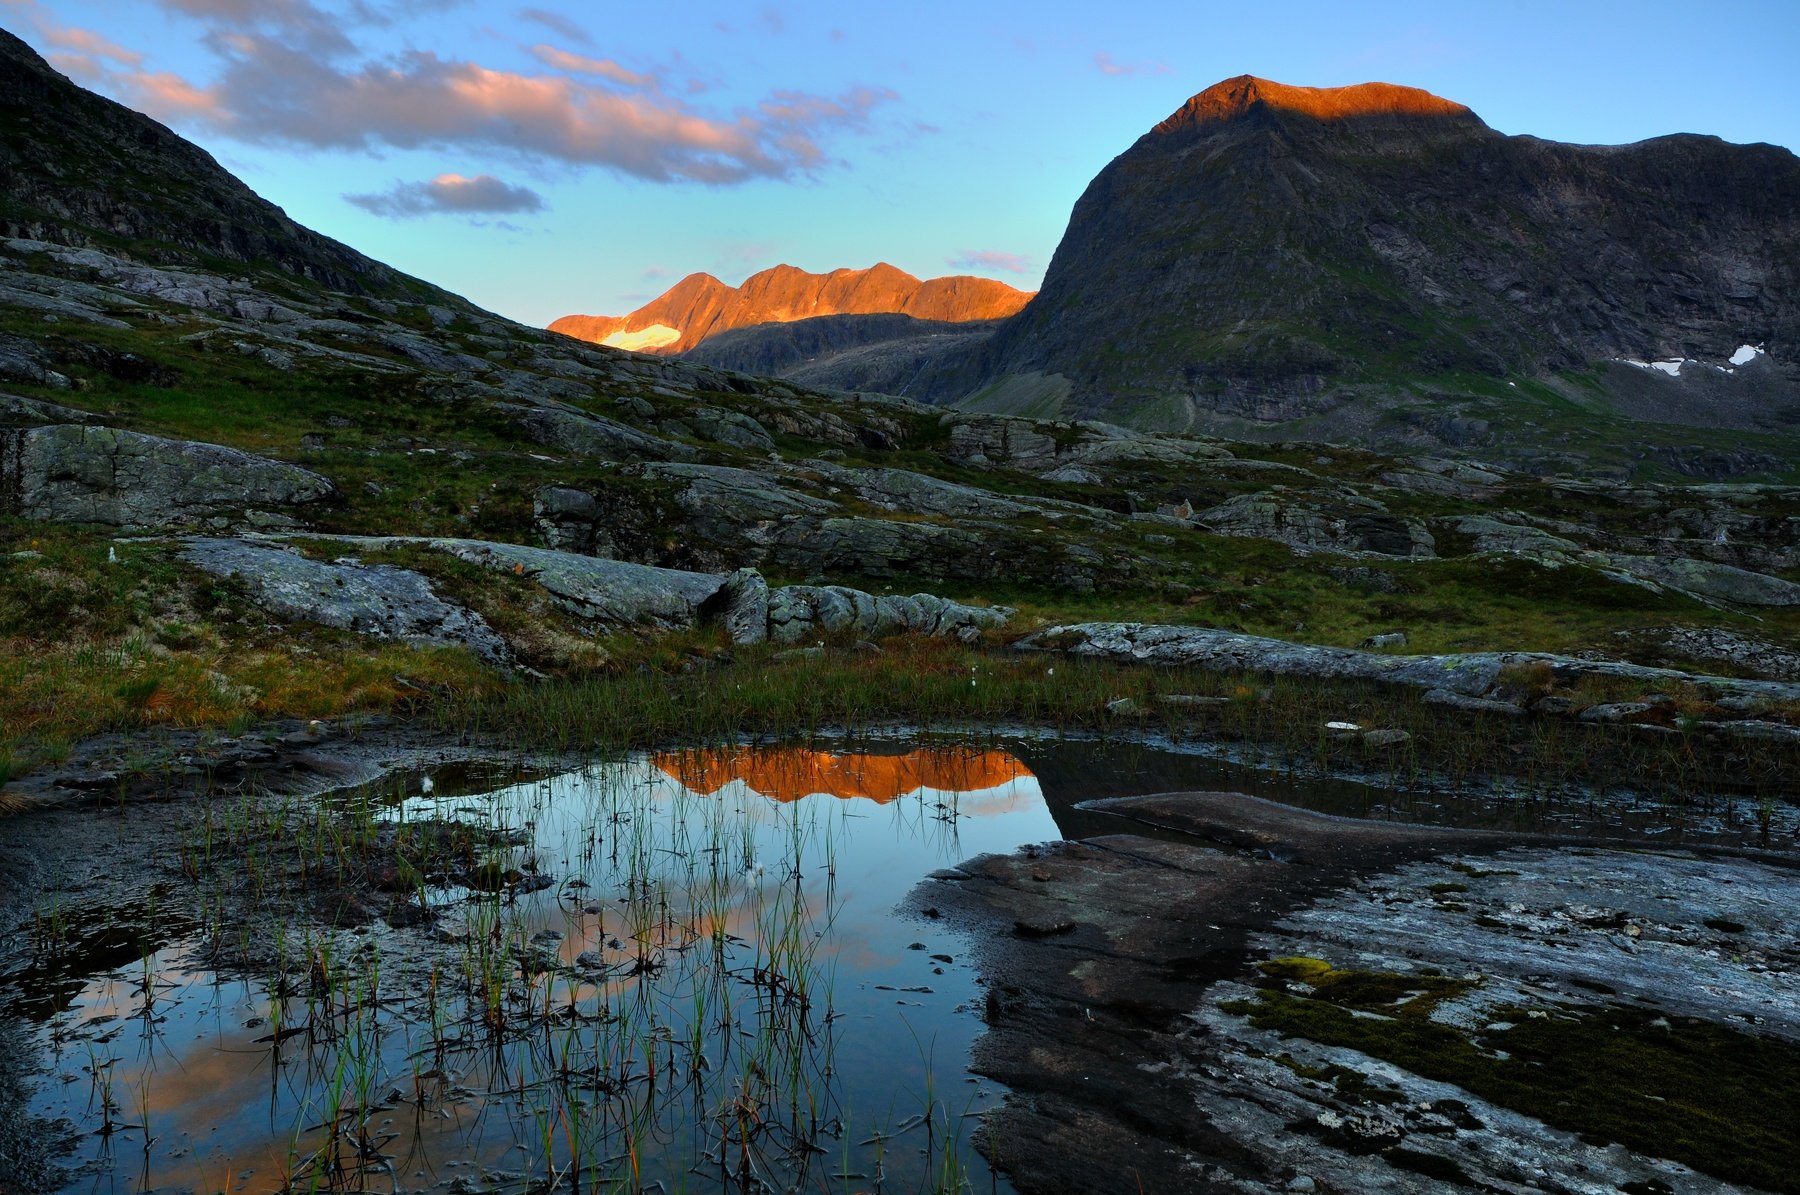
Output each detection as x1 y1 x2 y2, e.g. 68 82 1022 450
179 538 510 665
1019 622 1800 704
1 425 332 527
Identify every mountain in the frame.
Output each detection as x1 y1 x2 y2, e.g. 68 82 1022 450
921 75 1800 457
0 29 450 303
549 263 1032 354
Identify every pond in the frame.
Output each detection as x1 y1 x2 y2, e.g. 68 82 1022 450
18 744 1056 1195
10 731 1789 1194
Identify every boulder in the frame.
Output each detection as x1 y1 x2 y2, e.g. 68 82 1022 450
1199 491 1435 558
408 539 728 630
504 404 695 462
688 407 775 450
1604 555 1800 608
719 568 770 645
0 393 97 427
180 538 511 665
766 584 1012 644
1 425 333 527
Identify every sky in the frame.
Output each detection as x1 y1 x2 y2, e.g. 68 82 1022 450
8 0 1799 327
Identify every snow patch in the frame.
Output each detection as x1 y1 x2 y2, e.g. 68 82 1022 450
1730 343 1765 367
1620 357 1689 376
601 323 681 352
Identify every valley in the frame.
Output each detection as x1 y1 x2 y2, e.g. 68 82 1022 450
0 21 1796 1195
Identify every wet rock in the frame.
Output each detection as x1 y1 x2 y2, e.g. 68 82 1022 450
2 425 333 527
180 537 511 665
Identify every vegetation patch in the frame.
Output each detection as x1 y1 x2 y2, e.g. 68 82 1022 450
1226 959 1800 1192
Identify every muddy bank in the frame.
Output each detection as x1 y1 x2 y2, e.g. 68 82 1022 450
918 791 1800 1193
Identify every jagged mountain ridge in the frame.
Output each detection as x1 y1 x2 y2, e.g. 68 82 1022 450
917 75 1800 441
549 262 1032 354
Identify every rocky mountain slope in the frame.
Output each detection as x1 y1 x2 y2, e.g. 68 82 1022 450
0 30 449 304
889 76 1800 477
549 262 1031 354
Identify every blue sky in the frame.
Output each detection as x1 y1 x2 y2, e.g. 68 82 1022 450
10 0 1799 326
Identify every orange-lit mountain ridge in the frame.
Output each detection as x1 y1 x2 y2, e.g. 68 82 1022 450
548 263 1033 355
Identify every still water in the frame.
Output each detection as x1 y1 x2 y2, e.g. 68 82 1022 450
20 745 1054 1194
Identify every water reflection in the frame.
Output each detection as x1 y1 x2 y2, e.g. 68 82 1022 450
22 745 1053 1194
652 746 1035 806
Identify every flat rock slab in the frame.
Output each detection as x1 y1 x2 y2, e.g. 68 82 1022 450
1022 622 1800 703
180 537 511 665
919 791 1798 1193
2 425 332 527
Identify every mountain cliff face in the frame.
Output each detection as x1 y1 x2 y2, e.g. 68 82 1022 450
549 263 1032 354
938 75 1800 437
0 29 448 302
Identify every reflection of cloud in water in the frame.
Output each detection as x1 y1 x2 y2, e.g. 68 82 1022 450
652 746 1035 807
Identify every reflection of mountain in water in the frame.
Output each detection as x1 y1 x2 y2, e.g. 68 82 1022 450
653 747 1034 805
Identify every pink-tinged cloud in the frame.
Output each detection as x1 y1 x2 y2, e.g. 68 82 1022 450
41 24 144 66
947 250 1033 276
1093 51 1171 77
517 6 593 48
98 29 896 185
528 44 658 90
344 172 547 218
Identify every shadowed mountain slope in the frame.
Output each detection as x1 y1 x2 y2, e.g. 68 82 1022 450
923 75 1800 446
0 29 453 303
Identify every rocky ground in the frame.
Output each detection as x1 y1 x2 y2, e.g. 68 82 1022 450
919 792 1800 1194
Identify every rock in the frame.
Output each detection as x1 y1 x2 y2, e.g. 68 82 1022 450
505 404 695 462
1360 729 1413 748
1617 626 1800 682
688 406 774 450
766 583 1012 644
1360 631 1407 650
1105 698 1140 716
718 568 769 645
1020 623 1800 706
1454 515 1583 556
407 539 728 631
1199 491 1436 558
1705 720 1800 744
1578 702 1655 723
812 462 1040 520
0 392 97 427
1 425 333 527
944 415 1060 471
1604 554 1800 607
1157 694 1230 708
179 538 511 665
1422 689 1525 715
